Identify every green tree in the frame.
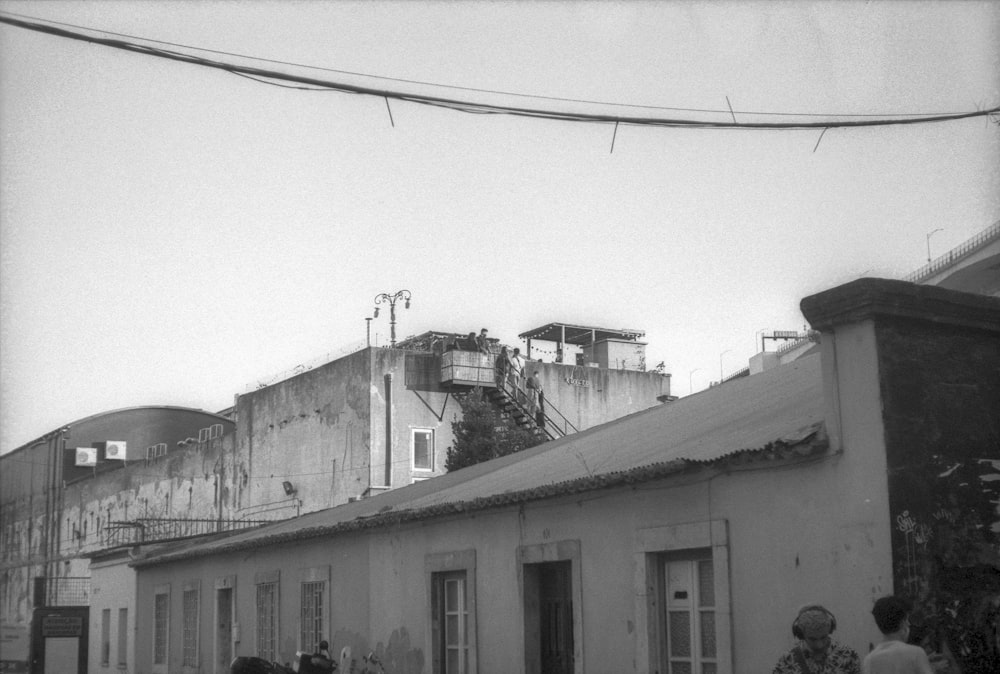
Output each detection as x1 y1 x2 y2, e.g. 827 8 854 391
445 390 544 471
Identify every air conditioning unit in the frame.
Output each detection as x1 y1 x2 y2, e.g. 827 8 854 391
75 447 98 467
104 441 127 460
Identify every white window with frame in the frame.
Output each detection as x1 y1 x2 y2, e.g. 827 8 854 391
634 520 732 674
412 428 435 472
182 581 200 668
153 584 170 673
426 549 477 674
434 571 469 673
662 556 717 674
255 570 279 662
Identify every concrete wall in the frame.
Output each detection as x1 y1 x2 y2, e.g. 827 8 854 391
525 361 669 435
88 553 136 674
233 347 460 513
1 408 233 633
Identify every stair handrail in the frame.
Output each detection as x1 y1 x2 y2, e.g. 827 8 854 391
492 362 578 440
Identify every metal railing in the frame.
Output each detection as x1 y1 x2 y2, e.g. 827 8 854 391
493 369 578 440
102 517 274 547
244 340 368 392
34 576 90 607
903 220 1000 284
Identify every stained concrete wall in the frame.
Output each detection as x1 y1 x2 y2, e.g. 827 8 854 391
1 408 233 633
232 347 460 514
525 361 669 435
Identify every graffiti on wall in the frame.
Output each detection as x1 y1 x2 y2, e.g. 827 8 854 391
879 321 1000 674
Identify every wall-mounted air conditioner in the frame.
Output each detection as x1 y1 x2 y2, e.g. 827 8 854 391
75 447 97 467
105 441 127 460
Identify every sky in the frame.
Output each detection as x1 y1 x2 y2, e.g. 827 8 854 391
1 0 998 454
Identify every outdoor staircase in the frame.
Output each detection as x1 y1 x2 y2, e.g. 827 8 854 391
487 375 577 442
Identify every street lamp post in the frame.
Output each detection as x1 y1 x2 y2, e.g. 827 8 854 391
373 290 412 347
926 228 943 264
689 368 704 396
365 317 373 347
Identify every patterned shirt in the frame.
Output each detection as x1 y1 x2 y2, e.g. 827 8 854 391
773 642 862 674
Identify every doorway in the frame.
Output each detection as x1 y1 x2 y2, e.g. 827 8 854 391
523 560 574 674
216 587 233 674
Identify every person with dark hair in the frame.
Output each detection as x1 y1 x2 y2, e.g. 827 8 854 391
476 328 490 354
773 604 860 674
496 346 509 387
308 639 335 672
862 596 933 674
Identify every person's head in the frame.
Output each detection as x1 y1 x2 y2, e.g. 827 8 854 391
319 640 329 650
792 605 837 655
871 595 912 636
467 332 476 339
480 328 488 336
513 348 520 356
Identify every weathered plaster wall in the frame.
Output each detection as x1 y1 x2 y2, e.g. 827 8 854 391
235 348 374 513
62 434 232 556
877 316 1000 672
368 348 459 490
1 409 233 631
525 362 669 434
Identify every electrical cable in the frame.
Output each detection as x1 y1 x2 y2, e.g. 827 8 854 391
1 8 979 119
2 11 997 131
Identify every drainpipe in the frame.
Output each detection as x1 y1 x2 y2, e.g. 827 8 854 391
384 373 393 487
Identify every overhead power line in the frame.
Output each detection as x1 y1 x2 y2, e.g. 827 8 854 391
2 11 998 132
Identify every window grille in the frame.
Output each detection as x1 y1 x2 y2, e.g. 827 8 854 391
256 582 278 661
117 607 128 667
300 581 325 655
101 608 111 665
182 588 199 666
153 592 169 665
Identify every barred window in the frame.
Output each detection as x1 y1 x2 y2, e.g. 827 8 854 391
101 608 111 665
182 588 199 667
300 581 325 655
117 607 128 667
153 589 169 667
256 582 278 661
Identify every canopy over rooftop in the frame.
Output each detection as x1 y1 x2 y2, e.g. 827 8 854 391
518 322 645 345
